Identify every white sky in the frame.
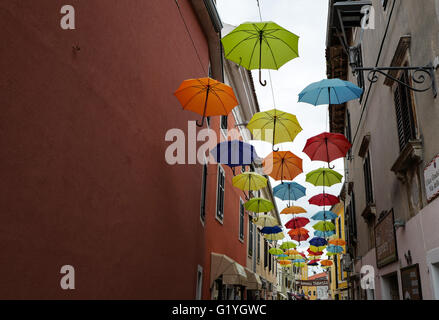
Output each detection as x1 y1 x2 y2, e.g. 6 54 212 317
217 0 344 273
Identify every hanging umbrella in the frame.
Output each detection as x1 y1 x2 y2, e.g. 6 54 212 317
279 260 292 266
285 217 310 229
280 206 307 215
269 248 284 256
263 151 303 182
306 168 343 187
279 241 297 250
329 239 346 246
247 109 302 151
307 248 323 257
273 182 306 207
293 259 306 263
210 140 259 171
174 77 238 127
298 78 363 106
309 245 326 252
309 237 328 247
221 21 299 86
313 221 336 232
308 260 320 266
293 262 307 268
276 254 290 260
311 210 338 221
320 260 333 267
308 193 340 207
303 132 352 167
253 215 278 227
232 172 267 191
260 226 282 234
264 232 285 241
245 198 274 213
326 245 344 254
314 230 336 238
288 228 309 242
326 251 338 257
284 249 300 256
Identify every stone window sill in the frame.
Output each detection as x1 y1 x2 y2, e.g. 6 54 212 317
391 139 423 182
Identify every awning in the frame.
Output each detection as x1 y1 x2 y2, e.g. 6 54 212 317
278 292 288 300
244 268 262 290
210 253 248 287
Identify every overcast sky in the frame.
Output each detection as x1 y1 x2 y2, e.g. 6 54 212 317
217 0 344 269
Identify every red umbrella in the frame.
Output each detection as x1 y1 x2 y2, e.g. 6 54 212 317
285 217 310 229
307 248 323 256
308 193 340 206
288 228 309 242
303 132 351 165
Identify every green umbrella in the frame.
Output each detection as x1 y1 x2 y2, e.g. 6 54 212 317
244 198 274 213
313 221 336 232
269 247 284 256
305 168 343 187
221 21 299 86
279 241 297 250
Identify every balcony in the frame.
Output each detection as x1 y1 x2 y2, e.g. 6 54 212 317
391 140 423 182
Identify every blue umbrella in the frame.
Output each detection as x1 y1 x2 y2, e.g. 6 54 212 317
314 230 336 238
326 245 344 254
260 226 282 234
293 259 306 263
309 237 328 247
210 140 259 170
311 210 338 221
273 182 306 206
298 78 363 106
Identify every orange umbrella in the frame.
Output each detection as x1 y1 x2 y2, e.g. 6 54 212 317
288 228 309 242
285 249 300 256
320 260 333 267
279 260 292 266
280 206 307 215
329 238 346 246
263 151 303 182
174 77 238 127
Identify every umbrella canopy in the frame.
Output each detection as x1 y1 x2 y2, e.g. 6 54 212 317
280 241 297 250
326 245 344 254
221 21 299 86
277 254 290 260
320 260 333 267
269 248 284 256
245 198 274 213
260 226 282 234
264 232 285 241
273 182 306 202
293 262 307 268
174 77 238 127
279 260 292 266
210 140 258 168
326 251 338 257
284 249 300 256
307 248 323 256
247 109 302 151
232 172 267 191
311 210 338 221
309 245 326 253
298 78 363 106
309 237 328 247
285 217 310 229
253 215 278 227
288 228 309 242
293 259 306 263
308 260 320 266
308 193 340 207
280 206 307 215
313 221 336 232
263 151 303 182
314 230 336 238
306 168 343 187
303 132 352 165
329 239 346 246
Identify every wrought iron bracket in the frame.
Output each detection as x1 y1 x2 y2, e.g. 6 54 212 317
353 64 438 98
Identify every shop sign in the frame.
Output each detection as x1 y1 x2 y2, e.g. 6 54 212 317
424 154 439 202
375 209 398 268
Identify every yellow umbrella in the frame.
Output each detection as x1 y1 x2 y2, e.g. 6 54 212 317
309 245 326 252
232 172 267 191
284 249 300 256
280 206 307 215
247 109 302 151
252 215 278 227
264 232 285 241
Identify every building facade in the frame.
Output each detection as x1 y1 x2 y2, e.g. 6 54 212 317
326 0 439 300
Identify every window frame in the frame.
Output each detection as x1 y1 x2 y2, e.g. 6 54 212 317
200 157 208 225
215 164 226 224
239 198 245 242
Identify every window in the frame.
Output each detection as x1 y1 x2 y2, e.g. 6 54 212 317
347 191 357 241
269 250 272 272
381 0 389 10
216 165 225 222
338 217 342 239
363 151 374 205
353 45 365 102
220 115 228 132
248 215 253 257
239 199 245 241
196 265 203 300
200 160 208 224
394 70 416 151
264 240 268 268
